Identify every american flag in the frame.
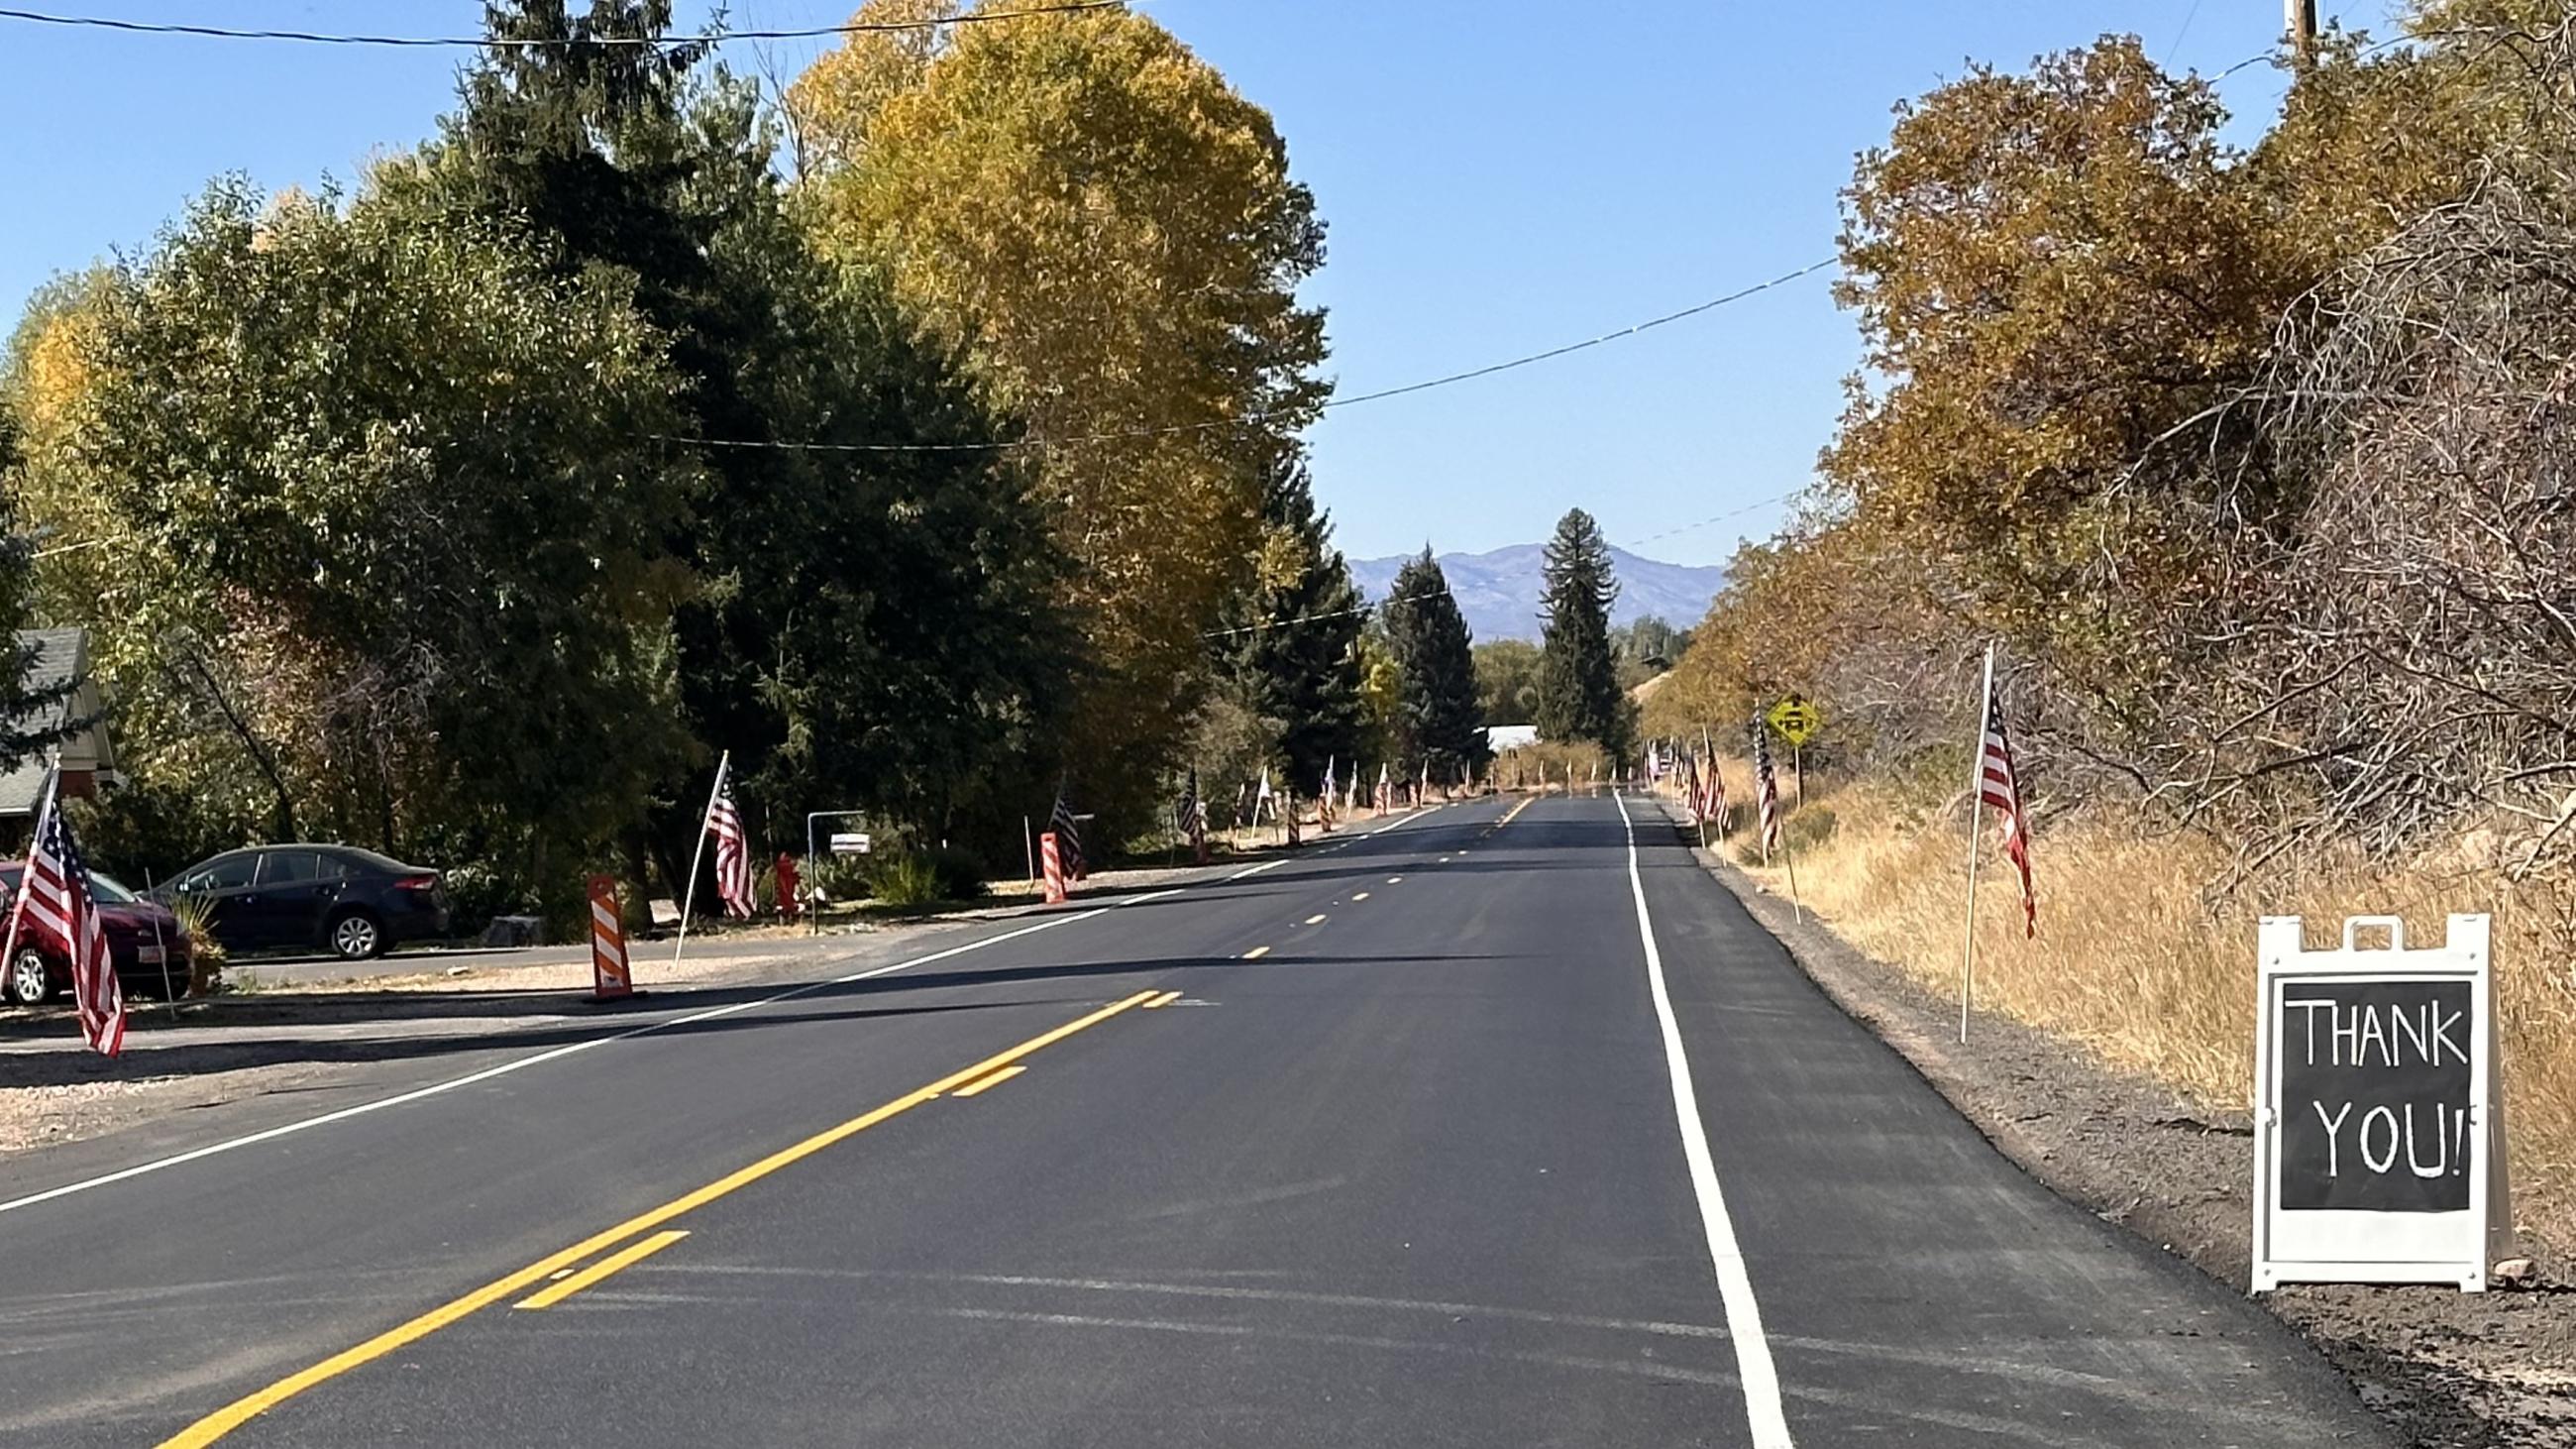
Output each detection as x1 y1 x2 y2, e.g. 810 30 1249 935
1173 767 1204 845
1374 762 1391 813
1319 756 1337 824
1980 681 2037 938
11 793 122 1056
706 765 753 919
1753 718 1780 856
1706 749 1729 836
1049 780 1085 876
1680 750 1703 824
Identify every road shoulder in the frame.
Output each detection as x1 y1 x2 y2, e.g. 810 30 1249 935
1651 799 2576 1448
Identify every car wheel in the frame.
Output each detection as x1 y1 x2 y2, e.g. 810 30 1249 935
4 947 52 1006
328 911 385 961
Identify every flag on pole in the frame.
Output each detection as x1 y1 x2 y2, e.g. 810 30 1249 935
1253 765 1274 824
1980 680 2037 937
8 786 123 1056
1319 756 1338 826
1375 762 1391 813
706 763 754 919
1173 768 1204 842
1753 718 1781 857
1049 779 1086 876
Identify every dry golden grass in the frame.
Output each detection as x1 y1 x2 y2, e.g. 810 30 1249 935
1697 770 2576 1248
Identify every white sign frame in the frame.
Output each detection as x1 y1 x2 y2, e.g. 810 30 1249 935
2253 913 2504 1293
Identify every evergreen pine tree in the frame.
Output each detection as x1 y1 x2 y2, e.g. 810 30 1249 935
403 1 1072 862
1535 508 1631 757
1215 454 1365 791
0 408 73 773
1381 550 1488 778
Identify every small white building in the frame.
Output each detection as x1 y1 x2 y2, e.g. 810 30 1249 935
1483 724 1539 752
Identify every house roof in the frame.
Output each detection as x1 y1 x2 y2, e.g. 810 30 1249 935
0 629 100 817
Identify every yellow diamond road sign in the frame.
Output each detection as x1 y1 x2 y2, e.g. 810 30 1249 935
1767 697 1820 747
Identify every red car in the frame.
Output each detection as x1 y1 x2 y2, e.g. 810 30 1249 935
0 861 195 1006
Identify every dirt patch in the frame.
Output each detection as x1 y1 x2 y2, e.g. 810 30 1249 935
1666 806 2576 1448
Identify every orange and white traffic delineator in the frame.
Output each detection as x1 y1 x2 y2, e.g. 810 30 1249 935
588 874 632 1000
1041 831 1068 904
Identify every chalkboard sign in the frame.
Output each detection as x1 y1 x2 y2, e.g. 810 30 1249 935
2276 976 2473 1213
2253 915 2510 1293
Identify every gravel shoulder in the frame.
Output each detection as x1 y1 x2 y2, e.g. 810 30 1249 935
1656 802 2576 1448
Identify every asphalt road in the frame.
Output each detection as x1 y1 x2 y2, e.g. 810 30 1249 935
0 792 2391 1447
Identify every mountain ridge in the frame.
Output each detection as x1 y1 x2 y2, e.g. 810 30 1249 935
1345 543 1726 644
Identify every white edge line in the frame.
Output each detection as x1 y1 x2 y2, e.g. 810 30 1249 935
1613 788 1796 1449
0 885 1187 1218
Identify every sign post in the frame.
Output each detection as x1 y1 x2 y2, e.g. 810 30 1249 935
2253 914 2512 1292
1766 696 1820 810
587 875 632 1001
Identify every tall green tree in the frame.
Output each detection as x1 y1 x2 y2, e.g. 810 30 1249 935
395 0 1073 862
40 181 697 883
1536 508 1629 756
1212 454 1365 793
1472 639 1542 726
793 0 1329 830
0 407 74 774
1381 550 1486 777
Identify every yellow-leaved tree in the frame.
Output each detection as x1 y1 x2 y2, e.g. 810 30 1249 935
791 0 1329 832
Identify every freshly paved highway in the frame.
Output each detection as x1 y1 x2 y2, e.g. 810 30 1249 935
0 793 2389 1447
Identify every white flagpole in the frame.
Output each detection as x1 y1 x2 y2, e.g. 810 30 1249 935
1958 643 1997 1044
0 760 60 995
673 750 729 970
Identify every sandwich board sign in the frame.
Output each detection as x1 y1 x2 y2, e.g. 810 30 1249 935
2253 914 2512 1292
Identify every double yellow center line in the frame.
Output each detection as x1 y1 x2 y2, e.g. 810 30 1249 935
162 988 1168 1447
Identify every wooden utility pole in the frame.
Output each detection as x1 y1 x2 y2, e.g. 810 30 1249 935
2285 0 2317 63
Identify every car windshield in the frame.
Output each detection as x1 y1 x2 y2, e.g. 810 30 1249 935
0 864 140 905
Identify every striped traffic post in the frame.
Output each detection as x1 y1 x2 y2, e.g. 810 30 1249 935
1041 832 1068 904
588 875 632 1000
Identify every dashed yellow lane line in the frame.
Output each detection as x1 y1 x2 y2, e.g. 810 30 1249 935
1140 990 1182 1010
950 1064 1026 1097
513 1231 689 1311
1242 946 1270 959
1498 796 1537 827
161 988 1162 1448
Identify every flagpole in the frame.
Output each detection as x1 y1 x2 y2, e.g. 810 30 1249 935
674 750 728 970
1958 643 1996 1045
0 762 60 1000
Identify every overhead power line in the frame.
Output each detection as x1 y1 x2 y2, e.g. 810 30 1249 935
656 257 1840 456
0 0 1126 47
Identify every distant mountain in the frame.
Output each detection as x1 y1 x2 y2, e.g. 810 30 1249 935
1346 543 1726 644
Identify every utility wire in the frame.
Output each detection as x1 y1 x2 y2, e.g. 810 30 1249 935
655 257 1839 455
0 0 1126 47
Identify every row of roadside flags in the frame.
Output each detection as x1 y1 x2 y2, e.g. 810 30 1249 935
13 676 2023 1059
1644 657 2034 944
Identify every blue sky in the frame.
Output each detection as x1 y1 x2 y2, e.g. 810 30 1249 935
0 1 2365 568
